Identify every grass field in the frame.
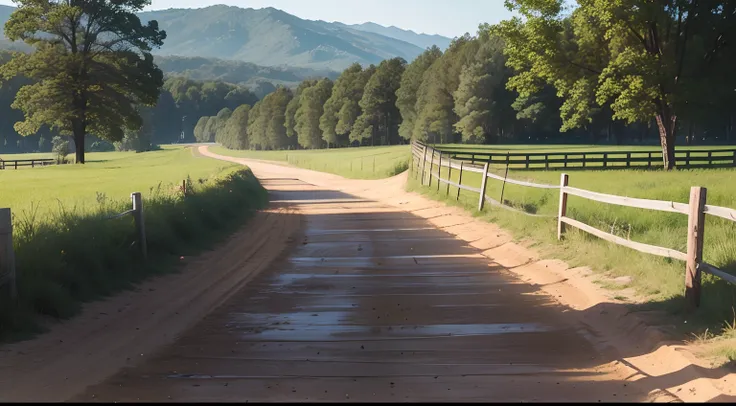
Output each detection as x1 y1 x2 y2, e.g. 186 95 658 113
1 146 268 341
408 146 736 361
0 146 239 217
209 145 411 179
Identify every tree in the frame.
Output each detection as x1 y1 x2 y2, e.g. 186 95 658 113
193 116 209 142
413 36 478 143
352 58 405 145
263 87 293 150
295 78 333 149
202 116 218 142
396 46 442 140
247 101 267 149
219 104 251 149
453 27 515 144
285 80 317 140
0 0 167 164
213 107 232 142
320 63 374 147
498 0 736 169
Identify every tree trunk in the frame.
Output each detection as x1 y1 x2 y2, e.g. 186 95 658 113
655 108 677 170
686 121 694 146
73 120 86 164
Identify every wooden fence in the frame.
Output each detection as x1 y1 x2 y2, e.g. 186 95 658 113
411 141 736 308
0 158 56 170
437 146 736 170
0 192 149 302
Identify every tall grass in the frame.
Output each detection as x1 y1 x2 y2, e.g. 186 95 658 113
209 145 411 180
407 161 736 334
0 168 268 342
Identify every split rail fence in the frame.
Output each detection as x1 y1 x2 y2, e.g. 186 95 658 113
411 141 736 308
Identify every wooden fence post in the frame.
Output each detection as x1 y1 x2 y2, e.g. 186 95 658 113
732 150 736 167
420 145 428 185
437 152 442 192
131 192 148 259
478 162 490 211
685 186 707 309
0 208 17 301
557 173 569 240
457 161 464 201
446 157 452 195
427 149 435 188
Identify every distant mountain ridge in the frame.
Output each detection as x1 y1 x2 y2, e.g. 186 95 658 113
341 22 452 50
0 4 453 72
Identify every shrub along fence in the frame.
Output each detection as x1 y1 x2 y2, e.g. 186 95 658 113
411 141 736 308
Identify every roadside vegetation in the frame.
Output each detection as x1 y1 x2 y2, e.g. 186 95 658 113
0 147 268 341
210 145 411 180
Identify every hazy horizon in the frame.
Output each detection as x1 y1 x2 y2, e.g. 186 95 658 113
0 0 515 38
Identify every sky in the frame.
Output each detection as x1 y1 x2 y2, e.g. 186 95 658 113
0 0 516 38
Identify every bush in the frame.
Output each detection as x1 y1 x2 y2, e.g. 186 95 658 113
0 168 268 341
51 136 70 164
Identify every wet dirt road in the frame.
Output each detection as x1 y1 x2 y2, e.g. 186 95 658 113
73 173 666 402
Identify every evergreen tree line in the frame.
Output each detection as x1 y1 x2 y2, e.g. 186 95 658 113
204 19 735 152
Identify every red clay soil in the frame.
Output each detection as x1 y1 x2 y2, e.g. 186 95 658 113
1 145 734 402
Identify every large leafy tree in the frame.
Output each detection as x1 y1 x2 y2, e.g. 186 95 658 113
0 0 167 163
498 0 736 169
352 57 405 145
396 46 442 141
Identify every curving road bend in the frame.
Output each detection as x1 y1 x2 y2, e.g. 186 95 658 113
72 147 673 402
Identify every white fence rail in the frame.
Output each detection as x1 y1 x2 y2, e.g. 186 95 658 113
411 141 736 308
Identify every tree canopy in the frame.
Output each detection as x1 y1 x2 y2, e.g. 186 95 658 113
497 0 736 168
0 0 167 163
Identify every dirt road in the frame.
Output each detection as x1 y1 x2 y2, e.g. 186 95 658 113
67 149 677 402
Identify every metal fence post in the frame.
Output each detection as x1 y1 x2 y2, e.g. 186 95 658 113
131 192 148 259
685 186 707 309
0 208 16 301
557 173 569 240
478 162 489 211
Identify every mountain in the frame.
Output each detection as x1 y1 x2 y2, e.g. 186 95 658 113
0 4 451 71
341 22 452 51
137 5 425 71
155 55 339 96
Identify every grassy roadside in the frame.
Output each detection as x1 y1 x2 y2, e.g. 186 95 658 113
0 149 269 342
405 163 736 364
209 145 411 180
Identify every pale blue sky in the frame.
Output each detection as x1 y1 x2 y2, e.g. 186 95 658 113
0 0 515 38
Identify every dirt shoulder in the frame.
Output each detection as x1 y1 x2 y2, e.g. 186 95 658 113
0 206 301 402
199 146 736 403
